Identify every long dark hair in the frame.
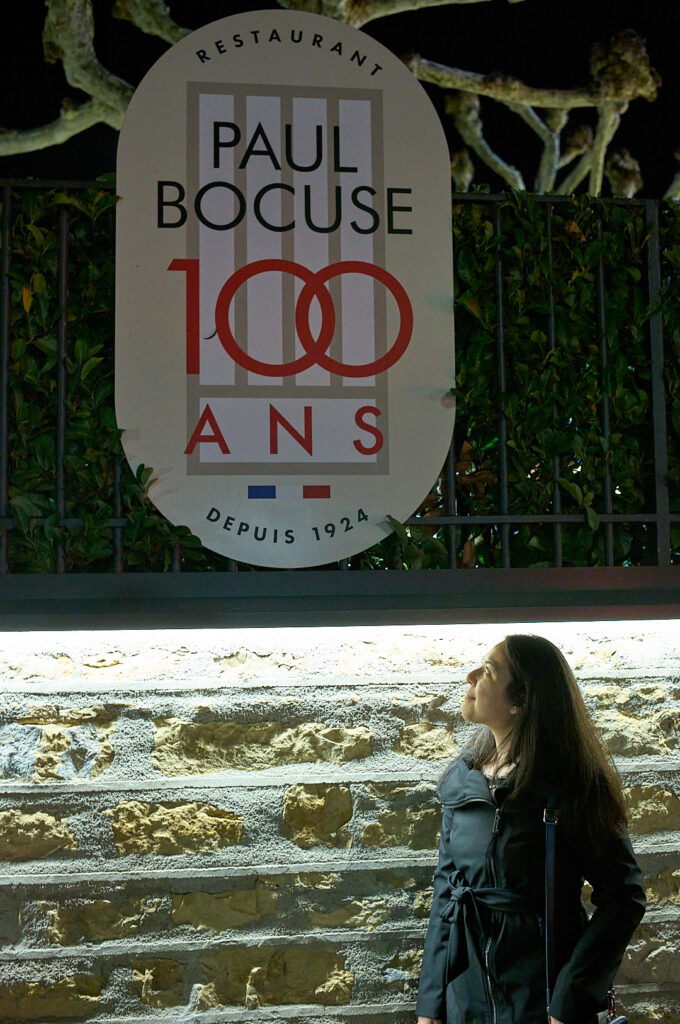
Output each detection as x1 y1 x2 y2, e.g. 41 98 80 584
471 634 627 846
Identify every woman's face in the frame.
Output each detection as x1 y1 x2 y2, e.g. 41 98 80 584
462 642 517 738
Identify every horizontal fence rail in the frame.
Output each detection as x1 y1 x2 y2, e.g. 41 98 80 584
0 180 678 625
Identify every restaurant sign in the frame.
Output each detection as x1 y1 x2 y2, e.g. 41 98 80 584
116 9 454 567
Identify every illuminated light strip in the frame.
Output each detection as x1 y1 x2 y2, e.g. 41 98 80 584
247 485 331 499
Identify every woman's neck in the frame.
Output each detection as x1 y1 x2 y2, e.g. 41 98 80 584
482 758 515 779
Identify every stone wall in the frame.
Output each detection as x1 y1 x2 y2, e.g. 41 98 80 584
1 621 678 1023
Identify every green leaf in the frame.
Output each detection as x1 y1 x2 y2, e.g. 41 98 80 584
585 506 600 531
385 514 409 546
10 494 42 527
557 476 583 504
81 356 104 381
74 336 89 364
43 513 60 542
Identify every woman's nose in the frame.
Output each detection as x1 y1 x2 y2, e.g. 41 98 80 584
466 666 480 684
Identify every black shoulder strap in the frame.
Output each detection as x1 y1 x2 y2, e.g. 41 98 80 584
544 790 559 1015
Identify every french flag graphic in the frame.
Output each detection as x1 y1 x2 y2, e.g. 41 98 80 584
248 485 331 499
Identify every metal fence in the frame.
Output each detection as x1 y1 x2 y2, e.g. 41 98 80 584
0 181 678 626
427 195 673 571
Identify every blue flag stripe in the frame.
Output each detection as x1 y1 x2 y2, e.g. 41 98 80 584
248 485 276 499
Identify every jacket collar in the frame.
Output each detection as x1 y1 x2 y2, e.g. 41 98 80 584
439 754 496 807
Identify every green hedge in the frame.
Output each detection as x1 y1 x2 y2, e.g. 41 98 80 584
448 195 671 569
2 186 678 571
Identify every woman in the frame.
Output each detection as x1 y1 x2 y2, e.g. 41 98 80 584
415 634 646 1024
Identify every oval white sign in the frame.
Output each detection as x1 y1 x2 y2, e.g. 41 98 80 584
116 9 455 567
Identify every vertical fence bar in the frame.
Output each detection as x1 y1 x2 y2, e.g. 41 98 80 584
113 457 124 572
494 203 510 567
0 186 11 574
447 227 457 570
448 228 458 571
645 199 671 566
446 439 457 570
546 203 563 567
596 221 614 566
56 204 69 574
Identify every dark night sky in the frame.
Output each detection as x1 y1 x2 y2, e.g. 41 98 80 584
1 0 678 196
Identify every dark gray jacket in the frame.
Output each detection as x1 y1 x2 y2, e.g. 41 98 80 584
415 755 646 1024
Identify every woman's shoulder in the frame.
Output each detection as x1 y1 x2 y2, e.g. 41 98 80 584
436 752 475 802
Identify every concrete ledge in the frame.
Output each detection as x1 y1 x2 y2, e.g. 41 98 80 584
0 567 679 629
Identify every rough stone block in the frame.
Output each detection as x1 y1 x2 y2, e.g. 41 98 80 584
79 650 187 681
627 1005 680 1024
5 706 117 782
282 784 353 849
625 786 680 834
362 808 440 849
391 693 449 716
382 949 423 993
658 709 680 749
636 685 669 703
0 809 78 861
1 654 76 683
0 722 42 779
200 945 353 1006
393 722 457 760
131 958 185 1009
594 710 673 757
308 897 389 931
103 800 243 856
621 921 680 986
35 724 115 782
0 973 106 1022
0 900 19 946
584 684 632 706
40 897 165 944
413 888 433 918
172 886 278 930
645 867 680 905
293 872 339 889
153 718 373 775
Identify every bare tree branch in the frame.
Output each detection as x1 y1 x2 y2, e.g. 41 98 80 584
0 101 103 156
605 148 643 198
412 57 597 109
446 92 524 190
278 0 525 29
536 109 569 192
664 149 680 201
0 0 665 199
587 103 623 195
556 150 592 195
44 0 134 125
450 149 475 192
556 124 593 169
505 104 566 192
665 171 680 202
112 0 190 44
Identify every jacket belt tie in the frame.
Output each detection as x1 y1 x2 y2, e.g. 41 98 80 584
439 869 536 985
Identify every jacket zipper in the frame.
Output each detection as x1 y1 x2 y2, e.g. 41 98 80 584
484 805 502 1024
484 935 498 1024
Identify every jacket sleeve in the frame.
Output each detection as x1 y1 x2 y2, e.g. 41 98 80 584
548 826 646 1024
415 803 455 1020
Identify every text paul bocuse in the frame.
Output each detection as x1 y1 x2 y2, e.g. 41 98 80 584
158 120 412 235
159 115 415 464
